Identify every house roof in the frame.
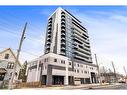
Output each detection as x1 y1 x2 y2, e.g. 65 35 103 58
0 48 21 67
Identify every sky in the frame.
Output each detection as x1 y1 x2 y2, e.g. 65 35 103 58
0 6 127 75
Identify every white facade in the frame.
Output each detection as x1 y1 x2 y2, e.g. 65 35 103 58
27 53 98 85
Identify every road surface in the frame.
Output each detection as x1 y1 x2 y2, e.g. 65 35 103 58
81 84 127 90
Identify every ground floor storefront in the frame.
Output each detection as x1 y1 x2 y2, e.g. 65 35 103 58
40 75 97 86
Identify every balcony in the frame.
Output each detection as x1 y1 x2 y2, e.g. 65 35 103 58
48 24 52 27
61 15 65 18
61 30 65 34
61 32 65 36
47 38 51 42
61 43 66 47
74 50 90 59
77 47 91 55
47 34 51 38
61 28 66 31
61 24 65 27
48 27 52 30
61 37 65 41
61 12 65 15
48 22 52 26
60 52 66 56
61 41 66 45
61 18 65 22
61 20 65 24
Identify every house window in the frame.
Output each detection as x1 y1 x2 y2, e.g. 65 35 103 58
7 62 14 69
54 59 57 62
11 63 14 69
4 54 9 59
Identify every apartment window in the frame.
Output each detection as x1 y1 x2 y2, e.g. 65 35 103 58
44 58 48 62
4 54 9 59
69 62 71 65
84 71 87 74
80 65 83 67
61 60 65 64
74 69 76 72
77 64 79 67
46 58 48 62
54 59 57 62
77 70 79 73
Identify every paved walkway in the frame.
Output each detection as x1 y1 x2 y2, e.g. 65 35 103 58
17 83 125 90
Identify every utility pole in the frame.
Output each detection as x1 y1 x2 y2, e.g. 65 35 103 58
123 66 127 83
9 22 27 90
94 54 102 85
103 66 106 83
111 61 117 83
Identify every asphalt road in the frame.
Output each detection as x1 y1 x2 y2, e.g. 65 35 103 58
81 84 127 90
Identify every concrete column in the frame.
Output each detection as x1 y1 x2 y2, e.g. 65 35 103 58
35 60 39 81
64 61 69 85
46 65 52 86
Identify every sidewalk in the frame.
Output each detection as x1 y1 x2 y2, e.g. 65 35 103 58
40 83 123 90
16 83 124 90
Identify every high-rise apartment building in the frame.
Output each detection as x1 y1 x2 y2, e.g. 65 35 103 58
45 7 92 64
26 7 98 86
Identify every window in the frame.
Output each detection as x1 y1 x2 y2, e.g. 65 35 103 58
80 65 83 67
10 72 12 77
77 70 79 73
11 63 14 69
7 62 14 69
44 59 46 62
84 71 87 74
44 58 48 62
54 59 57 62
7 63 11 69
4 54 9 59
77 64 79 67
61 60 65 64
69 62 71 65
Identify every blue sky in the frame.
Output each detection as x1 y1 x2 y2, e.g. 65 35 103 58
0 6 127 74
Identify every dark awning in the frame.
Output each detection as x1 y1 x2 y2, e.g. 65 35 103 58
0 68 6 73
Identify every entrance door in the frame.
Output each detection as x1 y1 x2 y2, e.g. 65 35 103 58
91 72 96 83
52 76 64 85
0 73 5 81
